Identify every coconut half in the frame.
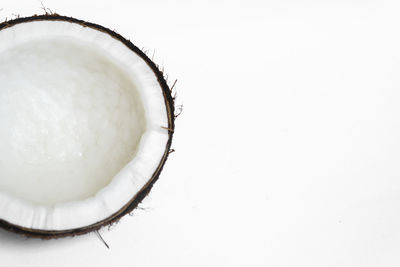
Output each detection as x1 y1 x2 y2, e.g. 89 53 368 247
0 15 174 238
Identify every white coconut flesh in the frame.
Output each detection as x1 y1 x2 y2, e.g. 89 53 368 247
0 21 169 231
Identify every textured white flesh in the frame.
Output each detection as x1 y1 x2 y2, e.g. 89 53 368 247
0 21 169 230
0 38 145 204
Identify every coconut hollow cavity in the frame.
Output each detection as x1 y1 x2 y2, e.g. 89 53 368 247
0 15 174 238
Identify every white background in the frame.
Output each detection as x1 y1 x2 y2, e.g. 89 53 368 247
1 0 400 266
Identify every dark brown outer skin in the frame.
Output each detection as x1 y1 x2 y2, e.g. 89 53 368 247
0 15 175 239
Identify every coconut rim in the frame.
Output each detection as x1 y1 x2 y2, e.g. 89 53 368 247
0 14 175 238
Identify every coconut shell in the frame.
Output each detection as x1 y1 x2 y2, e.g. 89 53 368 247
0 14 175 239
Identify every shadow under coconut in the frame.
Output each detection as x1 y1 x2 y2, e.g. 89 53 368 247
0 227 90 249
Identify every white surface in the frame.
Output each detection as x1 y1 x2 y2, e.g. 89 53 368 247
0 20 170 230
1 0 400 266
